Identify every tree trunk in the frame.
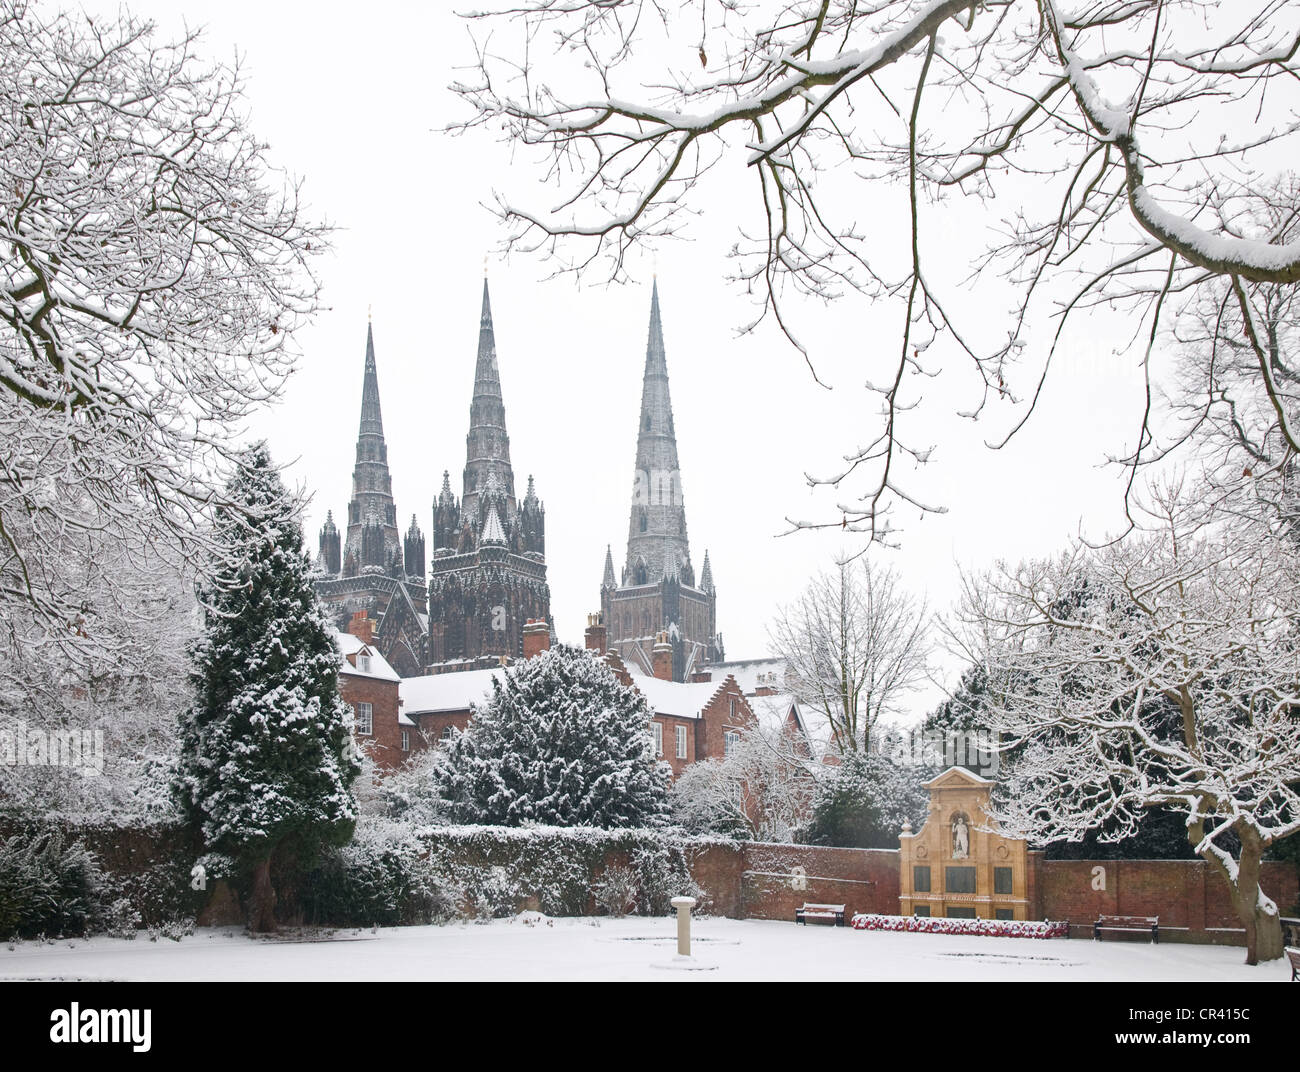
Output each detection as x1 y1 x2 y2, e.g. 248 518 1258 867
248 851 277 934
1197 826 1283 965
1231 836 1283 965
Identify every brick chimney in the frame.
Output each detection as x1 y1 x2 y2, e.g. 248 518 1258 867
348 610 374 646
690 670 713 684
652 631 673 682
584 612 607 654
523 618 551 659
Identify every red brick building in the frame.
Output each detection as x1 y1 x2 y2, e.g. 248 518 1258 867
390 616 756 778
334 613 423 770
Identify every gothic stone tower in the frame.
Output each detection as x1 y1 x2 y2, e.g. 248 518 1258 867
427 280 551 671
600 283 723 681
314 321 429 676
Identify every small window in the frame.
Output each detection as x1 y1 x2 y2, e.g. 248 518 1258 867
724 730 739 757
357 654 371 673
994 867 1013 895
914 905 931 918
355 702 373 735
729 697 737 719
995 908 1014 921
652 722 663 757
945 866 976 894
401 730 410 752
913 866 931 893
440 726 454 744
675 725 687 759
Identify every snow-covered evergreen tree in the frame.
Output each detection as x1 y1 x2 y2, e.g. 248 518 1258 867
803 752 934 850
433 646 671 828
176 444 359 931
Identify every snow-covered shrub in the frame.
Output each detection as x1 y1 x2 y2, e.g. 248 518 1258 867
101 898 143 940
431 646 672 828
850 913 1069 939
593 865 638 917
301 818 454 927
0 827 104 939
465 866 521 921
630 841 704 916
368 746 453 826
147 918 195 943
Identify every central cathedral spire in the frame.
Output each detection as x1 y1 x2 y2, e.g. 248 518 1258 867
428 277 550 670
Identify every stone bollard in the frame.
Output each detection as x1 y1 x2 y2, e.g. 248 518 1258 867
671 896 697 958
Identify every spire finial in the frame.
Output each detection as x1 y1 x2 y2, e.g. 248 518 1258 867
368 303 372 323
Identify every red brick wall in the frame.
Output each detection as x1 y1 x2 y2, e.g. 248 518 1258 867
650 714 696 777
1037 858 1299 940
689 843 745 918
739 844 900 921
413 710 472 746
339 673 411 770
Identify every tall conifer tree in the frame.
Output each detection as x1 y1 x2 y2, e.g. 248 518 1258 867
177 444 359 931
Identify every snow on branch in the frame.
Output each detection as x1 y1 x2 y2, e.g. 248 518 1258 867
453 0 1300 537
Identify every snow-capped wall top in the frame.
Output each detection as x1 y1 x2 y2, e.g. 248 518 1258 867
400 667 504 715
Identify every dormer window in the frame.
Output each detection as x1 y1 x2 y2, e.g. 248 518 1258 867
357 653 371 673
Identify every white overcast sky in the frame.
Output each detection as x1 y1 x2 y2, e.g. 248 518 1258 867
90 0 1168 718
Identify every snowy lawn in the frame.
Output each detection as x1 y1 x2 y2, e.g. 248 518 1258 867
2 914 1291 982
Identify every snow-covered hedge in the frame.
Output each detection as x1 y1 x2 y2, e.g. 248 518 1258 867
416 824 734 919
850 913 1068 939
301 818 457 927
296 820 737 926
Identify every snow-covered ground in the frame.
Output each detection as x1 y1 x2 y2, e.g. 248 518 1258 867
1 915 1287 982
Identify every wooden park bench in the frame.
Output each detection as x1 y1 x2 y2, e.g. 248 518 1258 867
1286 948 1300 982
795 902 847 927
1094 914 1159 943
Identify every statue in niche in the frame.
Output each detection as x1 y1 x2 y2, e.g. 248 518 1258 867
952 814 970 859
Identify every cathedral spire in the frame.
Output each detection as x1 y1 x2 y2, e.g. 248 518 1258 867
602 544 616 590
700 549 714 593
625 281 691 584
343 320 400 573
463 278 516 519
358 320 383 437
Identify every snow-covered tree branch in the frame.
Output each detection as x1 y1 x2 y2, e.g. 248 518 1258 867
768 556 929 754
452 0 1300 537
0 1 326 682
955 480 1300 964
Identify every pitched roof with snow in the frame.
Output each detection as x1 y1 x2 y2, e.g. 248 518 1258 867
747 691 801 737
400 668 504 716
706 658 787 695
628 671 729 721
334 630 400 682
